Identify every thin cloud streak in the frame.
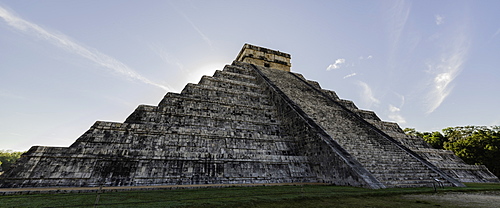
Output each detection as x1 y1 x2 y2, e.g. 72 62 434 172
343 73 357 79
491 28 500 40
0 6 169 91
389 0 411 53
0 89 26 100
180 12 213 48
169 3 213 49
356 81 380 108
150 44 185 72
425 33 469 114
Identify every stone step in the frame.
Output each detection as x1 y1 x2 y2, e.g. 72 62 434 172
180 83 272 106
198 75 264 94
213 70 257 84
359 161 435 174
306 80 321 89
166 118 279 135
346 142 405 150
223 64 254 76
372 171 440 179
332 134 404 147
369 169 437 175
383 177 453 184
73 121 284 150
361 162 429 169
160 99 276 115
379 177 442 184
355 154 419 162
160 92 274 111
384 179 452 188
162 109 277 126
62 147 307 162
365 168 434 176
367 120 405 134
353 109 380 121
346 149 412 160
119 113 282 136
76 139 297 157
100 121 283 140
126 103 279 126
73 132 301 159
228 61 257 76
255 64 455 187
349 153 419 165
321 89 340 100
337 99 358 110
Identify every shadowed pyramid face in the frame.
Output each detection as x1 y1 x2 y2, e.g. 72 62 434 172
236 44 291 72
0 44 497 190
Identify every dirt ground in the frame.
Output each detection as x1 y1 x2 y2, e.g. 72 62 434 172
403 191 500 208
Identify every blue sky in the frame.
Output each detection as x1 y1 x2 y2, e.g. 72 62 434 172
1 0 499 151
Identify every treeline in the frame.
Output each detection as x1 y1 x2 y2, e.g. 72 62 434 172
0 150 25 173
404 126 500 178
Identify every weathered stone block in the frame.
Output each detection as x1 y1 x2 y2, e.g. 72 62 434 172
1 44 497 189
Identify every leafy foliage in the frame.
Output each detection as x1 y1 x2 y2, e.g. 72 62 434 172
405 126 500 178
403 128 446 149
0 150 25 173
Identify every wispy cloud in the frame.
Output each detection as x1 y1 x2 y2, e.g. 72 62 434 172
356 81 380 108
435 15 444 25
0 89 26 100
326 58 346 71
0 6 169 91
343 73 357 79
180 13 213 49
388 0 411 52
492 28 500 39
388 104 406 124
358 55 373 60
424 33 469 114
169 2 213 49
150 44 184 71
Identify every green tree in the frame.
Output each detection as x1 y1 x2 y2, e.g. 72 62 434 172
422 131 446 149
404 128 446 149
0 150 25 173
443 127 500 177
403 128 423 137
405 126 500 178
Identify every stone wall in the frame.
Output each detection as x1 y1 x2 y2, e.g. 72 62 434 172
236 44 291 72
1 44 496 189
251 63 464 188
0 63 319 188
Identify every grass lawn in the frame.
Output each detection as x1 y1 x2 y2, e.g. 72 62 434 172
1 183 499 207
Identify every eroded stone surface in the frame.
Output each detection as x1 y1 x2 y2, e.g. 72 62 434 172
0 44 497 189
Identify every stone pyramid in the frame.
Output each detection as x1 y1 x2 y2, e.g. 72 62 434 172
1 44 497 189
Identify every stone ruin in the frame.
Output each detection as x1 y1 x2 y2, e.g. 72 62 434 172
1 44 498 189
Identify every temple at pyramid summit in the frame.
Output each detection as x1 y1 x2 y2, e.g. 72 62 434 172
1 44 498 189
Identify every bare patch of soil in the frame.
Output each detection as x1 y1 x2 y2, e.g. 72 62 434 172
404 191 500 208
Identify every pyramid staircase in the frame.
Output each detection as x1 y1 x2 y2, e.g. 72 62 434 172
248 62 463 188
366 120 499 183
2 64 324 187
318 81 499 183
2 44 495 189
